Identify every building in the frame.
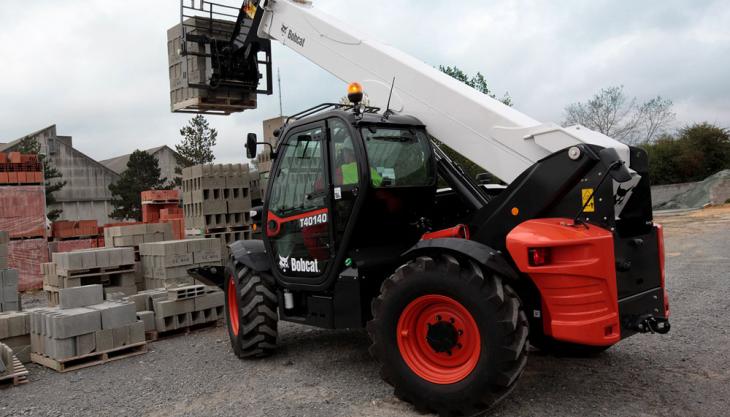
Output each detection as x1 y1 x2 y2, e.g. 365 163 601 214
100 145 182 185
1 125 120 224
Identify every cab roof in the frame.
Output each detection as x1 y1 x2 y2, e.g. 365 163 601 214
280 103 425 135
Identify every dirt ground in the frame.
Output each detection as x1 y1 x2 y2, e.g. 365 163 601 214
1 206 729 417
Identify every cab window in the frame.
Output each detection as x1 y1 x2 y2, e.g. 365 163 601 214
361 127 434 187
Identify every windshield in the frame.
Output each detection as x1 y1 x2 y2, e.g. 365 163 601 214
361 126 435 187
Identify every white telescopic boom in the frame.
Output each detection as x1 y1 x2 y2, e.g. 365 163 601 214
257 0 629 183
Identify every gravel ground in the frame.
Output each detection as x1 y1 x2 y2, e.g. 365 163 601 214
1 206 729 417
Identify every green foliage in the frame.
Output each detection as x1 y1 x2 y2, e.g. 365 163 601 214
175 115 217 185
438 65 512 106
109 150 170 221
16 136 67 221
642 123 730 185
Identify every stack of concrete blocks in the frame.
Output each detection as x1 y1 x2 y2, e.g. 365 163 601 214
29 285 145 362
139 238 222 289
0 342 13 375
43 248 137 304
167 17 257 114
182 164 253 255
0 312 30 363
104 223 173 290
0 269 19 312
128 285 224 334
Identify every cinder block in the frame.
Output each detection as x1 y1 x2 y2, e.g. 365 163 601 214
176 312 192 328
112 326 130 348
48 308 101 339
153 298 195 318
95 329 114 352
104 285 137 297
0 317 7 340
190 310 206 326
59 285 104 309
1 269 19 288
194 290 224 311
167 284 205 301
88 301 137 330
136 311 156 332
48 336 76 360
0 312 29 337
1 301 19 312
129 321 145 344
75 332 96 356
155 315 178 332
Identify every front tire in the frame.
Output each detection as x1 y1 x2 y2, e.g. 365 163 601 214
225 260 278 358
367 254 528 416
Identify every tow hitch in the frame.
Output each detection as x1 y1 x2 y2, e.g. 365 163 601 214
633 315 671 334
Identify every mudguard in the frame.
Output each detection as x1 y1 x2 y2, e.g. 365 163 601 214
229 239 271 272
402 238 518 280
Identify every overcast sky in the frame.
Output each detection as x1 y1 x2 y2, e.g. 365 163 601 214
1 0 728 163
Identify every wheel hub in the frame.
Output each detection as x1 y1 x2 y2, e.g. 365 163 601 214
426 320 459 354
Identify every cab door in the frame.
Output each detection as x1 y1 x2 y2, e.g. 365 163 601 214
264 122 333 282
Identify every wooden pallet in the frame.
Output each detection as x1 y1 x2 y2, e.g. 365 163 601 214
31 342 147 373
0 356 29 388
57 264 136 278
145 320 221 342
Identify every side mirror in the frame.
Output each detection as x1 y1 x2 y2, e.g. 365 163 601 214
598 148 632 183
246 133 258 159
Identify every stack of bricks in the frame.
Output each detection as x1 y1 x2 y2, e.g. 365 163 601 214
48 220 101 254
43 248 137 305
29 285 146 364
159 207 185 240
139 238 222 289
0 312 31 363
0 231 7 269
182 164 253 249
141 190 181 223
128 284 224 334
0 269 19 312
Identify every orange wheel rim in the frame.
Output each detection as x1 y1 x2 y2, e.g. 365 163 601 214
397 294 481 384
228 275 240 336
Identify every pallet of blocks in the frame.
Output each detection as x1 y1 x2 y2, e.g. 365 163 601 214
29 285 147 372
139 238 222 289
0 342 29 387
128 284 224 340
43 247 138 305
182 164 254 252
0 311 31 364
0 268 20 312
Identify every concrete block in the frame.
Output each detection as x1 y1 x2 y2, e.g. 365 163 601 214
59 285 104 309
167 284 205 301
0 317 7 340
193 251 221 264
112 326 130 347
75 332 96 356
145 277 195 289
137 311 156 332
1 301 19 312
95 329 114 352
190 310 206 326
88 301 137 330
129 321 145 344
153 298 195 318
155 315 178 332
177 312 192 328
0 312 29 337
194 290 224 311
1 268 19 288
128 293 149 312
49 308 102 339
48 337 76 360
104 285 137 297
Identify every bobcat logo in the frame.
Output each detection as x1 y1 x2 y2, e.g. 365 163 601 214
278 254 290 271
280 24 288 35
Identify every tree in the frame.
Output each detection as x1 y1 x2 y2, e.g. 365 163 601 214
175 115 217 185
642 123 730 185
16 136 67 221
109 150 170 221
563 86 675 145
438 65 512 106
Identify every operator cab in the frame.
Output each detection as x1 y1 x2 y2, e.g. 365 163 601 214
257 100 438 292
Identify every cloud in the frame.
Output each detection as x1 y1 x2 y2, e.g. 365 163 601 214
0 0 728 165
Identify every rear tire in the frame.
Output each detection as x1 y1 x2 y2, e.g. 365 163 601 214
367 254 528 416
225 259 278 358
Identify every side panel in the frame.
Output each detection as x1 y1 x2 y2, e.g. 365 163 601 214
506 219 620 346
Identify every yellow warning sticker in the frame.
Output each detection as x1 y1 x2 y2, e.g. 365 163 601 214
581 188 595 212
